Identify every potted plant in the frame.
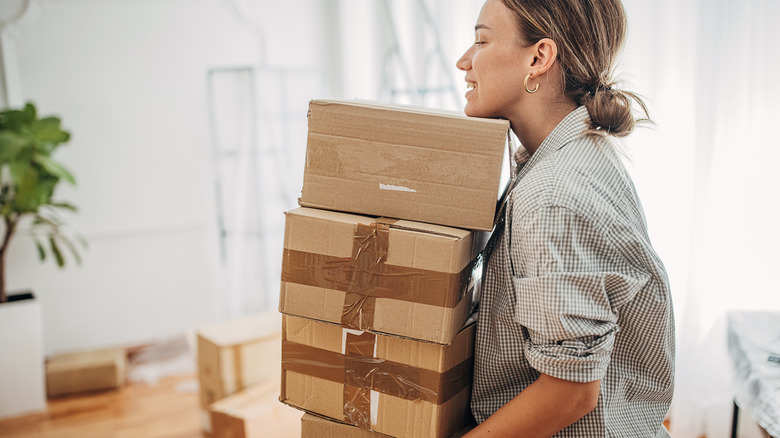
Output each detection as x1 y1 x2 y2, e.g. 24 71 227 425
0 102 82 418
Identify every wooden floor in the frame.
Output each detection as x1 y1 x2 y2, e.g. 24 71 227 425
0 373 302 438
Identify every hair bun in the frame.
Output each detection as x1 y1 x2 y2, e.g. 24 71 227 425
581 86 648 137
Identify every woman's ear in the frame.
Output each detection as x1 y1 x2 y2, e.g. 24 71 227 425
529 38 558 76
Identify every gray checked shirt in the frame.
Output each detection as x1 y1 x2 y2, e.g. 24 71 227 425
471 106 675 437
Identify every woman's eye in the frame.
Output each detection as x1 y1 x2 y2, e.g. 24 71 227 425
475 41 485 45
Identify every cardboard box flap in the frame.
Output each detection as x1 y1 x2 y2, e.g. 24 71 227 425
309 99 509 129
286 207 470 240
198 313 281 346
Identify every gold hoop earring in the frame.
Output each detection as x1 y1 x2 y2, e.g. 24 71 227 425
524 72 539 94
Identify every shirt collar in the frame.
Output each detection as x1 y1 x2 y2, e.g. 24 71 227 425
514 106 590 179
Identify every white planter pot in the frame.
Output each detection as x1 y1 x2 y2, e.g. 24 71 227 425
0 292 46 419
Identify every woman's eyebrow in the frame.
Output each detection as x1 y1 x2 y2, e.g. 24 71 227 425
475 24 491 31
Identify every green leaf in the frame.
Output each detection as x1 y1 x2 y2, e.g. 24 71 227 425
33 155 75 185
50 236 64 267
58 235 82 265
34 236 46 261
8 152 33 186
0 132 30 162
23 103 37 121
33 212 61 228
15 168 57 212
0 105 36 132
31 117 70 146
49 202 78 212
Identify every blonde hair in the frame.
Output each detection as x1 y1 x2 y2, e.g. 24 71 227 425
499 0 650 137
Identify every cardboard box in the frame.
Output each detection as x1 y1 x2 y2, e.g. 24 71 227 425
279 207 487 345
197 313 281 430
301 413 391 437
281 314 475 438
300 100 510 231
46 347 126 397
300 413 477 438
209 378 301 438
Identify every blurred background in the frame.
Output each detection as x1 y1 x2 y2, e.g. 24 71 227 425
2 0 779 437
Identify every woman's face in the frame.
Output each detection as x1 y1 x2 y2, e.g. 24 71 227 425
456 0 531 119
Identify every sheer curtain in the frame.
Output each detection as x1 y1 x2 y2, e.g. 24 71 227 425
658 0 780 436
621 0 780 436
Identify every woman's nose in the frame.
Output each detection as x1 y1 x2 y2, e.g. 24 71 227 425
456 47 472 71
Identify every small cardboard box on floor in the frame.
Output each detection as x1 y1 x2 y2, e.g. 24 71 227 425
300 413 476 438
279 207 487 345
209 378 302 438
196 313 281 431
46 347 127 397
300 100 510 231
280 314 475 438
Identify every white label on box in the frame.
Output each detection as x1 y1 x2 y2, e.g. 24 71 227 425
371 390 379 426
379 183 417 193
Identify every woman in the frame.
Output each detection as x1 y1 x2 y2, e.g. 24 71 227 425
456 0 674 436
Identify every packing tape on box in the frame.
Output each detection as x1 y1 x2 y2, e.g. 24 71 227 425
281 332 473 429
281 219 476 331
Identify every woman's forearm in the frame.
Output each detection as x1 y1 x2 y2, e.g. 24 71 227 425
464 374 600 438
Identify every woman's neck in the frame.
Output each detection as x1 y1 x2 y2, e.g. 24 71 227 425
510 100 578 155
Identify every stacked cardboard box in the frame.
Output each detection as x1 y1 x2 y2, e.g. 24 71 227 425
300 100 509 232
301 413 476 438
279 207 488 344
279 100 509 438
282 314 475 438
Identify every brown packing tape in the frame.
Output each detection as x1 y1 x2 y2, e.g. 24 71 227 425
343 222 389 329
281 250 471 308
280 340 473 406
342 293 376 330
343 330 376 428
344 384 372 429
374 217 399 227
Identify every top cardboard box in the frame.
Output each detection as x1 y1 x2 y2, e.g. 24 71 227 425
300 100 510 231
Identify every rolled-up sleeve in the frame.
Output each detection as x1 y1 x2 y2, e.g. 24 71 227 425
510 205 650 383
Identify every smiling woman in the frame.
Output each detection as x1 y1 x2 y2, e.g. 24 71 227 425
455 1 674 437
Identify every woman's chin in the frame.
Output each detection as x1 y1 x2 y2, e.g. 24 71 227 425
463 104 480 117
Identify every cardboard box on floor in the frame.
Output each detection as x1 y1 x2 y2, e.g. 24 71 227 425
279 207 487 345
209 378 301 438
46 347 127 397
280 314 475 438
300 100 510 232
300 413 476 438
196 313 281 431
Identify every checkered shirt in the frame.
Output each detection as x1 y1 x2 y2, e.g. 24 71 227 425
471 107 675 437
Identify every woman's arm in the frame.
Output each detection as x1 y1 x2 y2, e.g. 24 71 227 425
463 373 600 438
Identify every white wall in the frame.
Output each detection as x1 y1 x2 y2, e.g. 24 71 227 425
7 0 331 355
